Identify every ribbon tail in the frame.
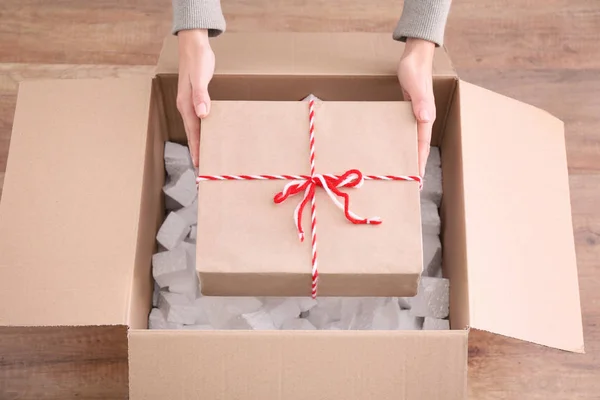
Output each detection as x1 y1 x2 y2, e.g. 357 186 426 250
315 175 382 225
295 183 314 242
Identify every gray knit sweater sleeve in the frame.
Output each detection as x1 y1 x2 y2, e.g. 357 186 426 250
393 0 451 46
172 0 450 46
172 0 226 37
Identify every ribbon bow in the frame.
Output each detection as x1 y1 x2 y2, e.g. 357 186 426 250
273 169 381 242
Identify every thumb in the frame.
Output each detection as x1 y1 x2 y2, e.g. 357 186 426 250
192 84 211 119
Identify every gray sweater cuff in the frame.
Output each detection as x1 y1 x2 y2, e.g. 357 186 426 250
393 0 451 47
172 0 226 37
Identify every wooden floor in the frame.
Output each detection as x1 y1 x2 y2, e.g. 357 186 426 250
1 1 599 399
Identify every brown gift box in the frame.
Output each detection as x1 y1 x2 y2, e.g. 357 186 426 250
197 100 423 297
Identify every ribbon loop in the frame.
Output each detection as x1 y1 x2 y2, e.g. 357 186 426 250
273 168 382 242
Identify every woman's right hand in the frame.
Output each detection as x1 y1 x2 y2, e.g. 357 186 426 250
176 29 215 169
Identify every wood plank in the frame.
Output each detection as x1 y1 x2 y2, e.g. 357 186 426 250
445 1 600 69
0 1 598 69
0 326 128 400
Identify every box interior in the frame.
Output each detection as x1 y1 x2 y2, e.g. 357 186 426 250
127 74 465 331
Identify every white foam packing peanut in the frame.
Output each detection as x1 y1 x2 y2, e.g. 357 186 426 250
168 240 199 299
422 146 442 207
165 196 181 211
163 169 197 208
408 277 450 319
197 297 263 329
152 244 196 292
149 307 183 329
176 196 198 228
423 317 450 330
340 298 384 330
306 307 333 329
248 298 305 329
399 310 424 330
158 292 197 325
282 318 317 330
242 309 277 330
371 298 404 330
421 198 441 236
188 225 198 240
164 142 194 178
156 212 190 250
422 234 442 278
398 297 411 310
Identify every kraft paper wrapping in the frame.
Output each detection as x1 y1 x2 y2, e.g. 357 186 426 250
197 100 423 297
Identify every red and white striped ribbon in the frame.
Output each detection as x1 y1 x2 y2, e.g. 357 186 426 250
197 95 422 298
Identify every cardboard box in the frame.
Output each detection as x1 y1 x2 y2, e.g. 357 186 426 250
0 33 584 399
197 100 422 297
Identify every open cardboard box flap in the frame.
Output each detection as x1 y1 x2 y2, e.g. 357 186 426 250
456 80 584 352
0 77 155 326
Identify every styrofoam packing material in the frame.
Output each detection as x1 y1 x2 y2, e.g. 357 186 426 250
306 307 333 329
398 297 411 310
193 297 210 325
163 169 197 209
262 298 303 328
165 195 182 211
164 142 194 178
242 309 277 330
422 146 442 207
152 244 194 290
148 143 450 331
423 317 450 330
398 310 424 330
158 292 197 325
156 212 190 250
420 198 441 235
408 277 450 319
422 234 442 278
149 308 183 330
196 296 263 329
188 225 197 240
282 318 317 330
176 196 198 228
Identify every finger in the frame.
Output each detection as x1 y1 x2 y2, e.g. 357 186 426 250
178 98 201 168
418 137 431 180
190 71 212 119
411 98 435 178
401 88 411 101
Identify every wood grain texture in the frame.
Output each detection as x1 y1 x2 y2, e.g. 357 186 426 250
0 1 599 399
0 326 128 399
0 1 598 68
457 68 600 174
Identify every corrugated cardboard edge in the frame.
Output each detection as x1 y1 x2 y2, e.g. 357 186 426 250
126 79 167 329
155 33 457 77
128 329 468 400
